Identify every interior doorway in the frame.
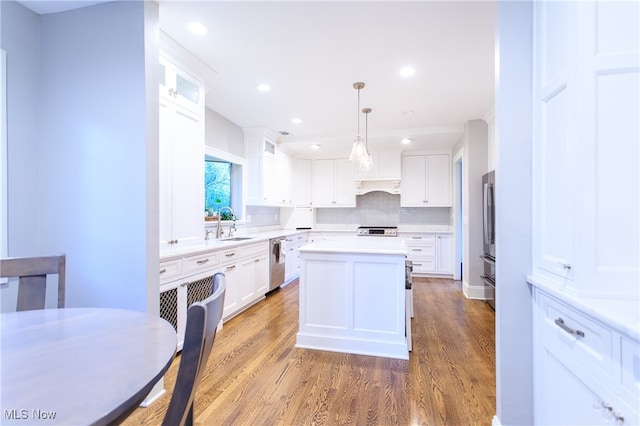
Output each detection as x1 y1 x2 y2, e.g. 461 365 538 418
453 150 463 281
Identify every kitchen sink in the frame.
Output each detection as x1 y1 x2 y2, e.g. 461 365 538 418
222 237 253 241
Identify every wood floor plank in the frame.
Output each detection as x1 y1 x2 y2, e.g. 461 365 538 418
123 277 495 425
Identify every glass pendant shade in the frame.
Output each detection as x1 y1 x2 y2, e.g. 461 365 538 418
350 135 365 162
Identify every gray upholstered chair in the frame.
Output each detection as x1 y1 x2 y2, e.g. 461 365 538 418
0 254 66 311
162 272 226 426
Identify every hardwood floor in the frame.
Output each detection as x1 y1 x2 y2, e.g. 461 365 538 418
123 278 496 425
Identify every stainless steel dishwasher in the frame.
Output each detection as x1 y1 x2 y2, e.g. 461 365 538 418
268 237 286 292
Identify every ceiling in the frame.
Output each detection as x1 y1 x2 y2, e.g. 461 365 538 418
21 0 496 158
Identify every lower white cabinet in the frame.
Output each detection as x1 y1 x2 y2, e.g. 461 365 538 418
219 241 269 321
159 240 270 349
436 234 453 274
160 268 218 351
403 232 454 276
533 287 639 425
284 232 308 284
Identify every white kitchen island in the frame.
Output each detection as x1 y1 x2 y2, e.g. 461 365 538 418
296 237 410 360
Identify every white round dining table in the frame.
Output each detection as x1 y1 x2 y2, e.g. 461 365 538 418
0 307 177 425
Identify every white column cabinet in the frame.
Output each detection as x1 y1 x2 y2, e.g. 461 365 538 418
245 128 281 206
401 154 451 207
159 58 204 251
532 1 639 299
312 158 356 207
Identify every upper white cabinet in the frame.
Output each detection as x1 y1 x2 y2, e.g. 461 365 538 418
312 159 356 207
159 57 205 251
401 154 451 207
531 0 639 298
245 128 282 206
293 158 312 206
276 149 294 206
355 150 401 181
159 56 204 115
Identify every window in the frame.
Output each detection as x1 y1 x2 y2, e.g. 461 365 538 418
205 160 232 218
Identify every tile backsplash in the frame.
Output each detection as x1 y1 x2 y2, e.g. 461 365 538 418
315 191 451 227
246 205 280 228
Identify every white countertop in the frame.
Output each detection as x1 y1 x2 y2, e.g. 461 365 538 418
160 226 448 260
299 236 408 256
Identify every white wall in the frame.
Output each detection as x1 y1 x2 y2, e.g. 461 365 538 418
494 2 534 424
1 1 160 312
453 119 489 300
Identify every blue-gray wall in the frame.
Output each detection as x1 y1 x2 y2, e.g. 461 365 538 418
495 2 534 424
1 0 159 312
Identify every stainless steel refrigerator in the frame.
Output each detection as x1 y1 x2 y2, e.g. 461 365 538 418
481 171 495 309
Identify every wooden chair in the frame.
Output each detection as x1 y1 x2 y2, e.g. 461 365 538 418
162 272 226 426
0 254 66 311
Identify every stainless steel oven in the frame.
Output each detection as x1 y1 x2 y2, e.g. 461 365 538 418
356 226 398 237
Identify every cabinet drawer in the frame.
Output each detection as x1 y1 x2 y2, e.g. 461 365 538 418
406 243 436 257
242 242 269 259
220 248 240 265
405 234 436 244
410 258 436 273
159 259 182 284
541 294 613 378
184 251 219 275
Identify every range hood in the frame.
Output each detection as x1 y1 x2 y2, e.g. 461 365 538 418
355 179 401 195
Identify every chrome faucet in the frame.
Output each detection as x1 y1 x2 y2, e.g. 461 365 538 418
216 206 236 239
205 229 214 240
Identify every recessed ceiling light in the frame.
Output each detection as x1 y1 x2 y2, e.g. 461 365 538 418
257 84 271 92
401 138 413 145
291 118 302 124
187 22 209 36
400 66 416 78
311 144 321 150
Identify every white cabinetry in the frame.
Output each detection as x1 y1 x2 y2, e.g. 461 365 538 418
245 128 281 206
159 57 204 250
159 251 219 350
312 158 356 207
531 0 639 298
401 154 451 207
276 150 294 206
219 241 269 320
533 288 639 425
404 233 453 276
436 233 454 274
284 232 308 285
355 150 402 193
293 158 312 206
159 241 269 349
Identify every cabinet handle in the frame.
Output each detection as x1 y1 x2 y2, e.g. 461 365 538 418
562 263 572 270
225 253 235 258
554 317 585 337
226 265 236 271
196 259 209 265
412 236 422 239
412 248 423 252
159 269 167 274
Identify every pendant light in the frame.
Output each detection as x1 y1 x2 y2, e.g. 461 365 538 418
359 108 373 171
349 82 366 162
